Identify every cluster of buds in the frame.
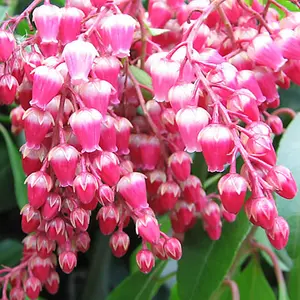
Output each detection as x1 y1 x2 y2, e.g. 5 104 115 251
0 0 299 298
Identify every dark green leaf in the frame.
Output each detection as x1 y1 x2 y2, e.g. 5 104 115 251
0 124 27 209
170 284 180 300
275 113 300 258
0 239 23 266
279 85 300 113
191 152 208 183
255 227 293 271
177 212 251 300
107 260 167 300
81 233 111 300
288 255 300 300
235 259 276 300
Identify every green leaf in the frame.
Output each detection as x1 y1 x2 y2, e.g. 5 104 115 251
236 259 276 300
191 152 208 183
0 239 23 266
255 227 293 272
129 65 152 89
275 0 300 12
288 255 300 300
0 124 27 209
177 212 251 300
279 85 300 113
144 22 170 37
107 260 167 300
170 284 180 300
275 113 300 258
0 5 8 21
81 234 112 300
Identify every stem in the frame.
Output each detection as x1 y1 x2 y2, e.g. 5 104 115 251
272 108 297 119
251 240 287 295
223 279 240 300
128 68 169 163
136 11 147 70
217 6 235 45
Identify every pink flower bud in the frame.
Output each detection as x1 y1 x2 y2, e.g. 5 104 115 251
90 0 107 8
245 134 276 166
266 216 289 250
98 185 115 206
245 196 278 229
266 165 297 199
78 79 114 115
115 117 133 155
59 251 77 274
176 107 211 153
237 70 266 104
204 223 222 240
93 152 120 186
73 172 98 204
36 234 56 259
99 116 117 152
140 135 161 170
109 231 130 257
10 287 24 300
46 96 74 124
33 4 61 44
97 205 120 235
24 276 42 300
202 201 221 228
21 204 41 234
21 145 45 176
158 182 181 212
152 237 168 260
75 231 91 253
168 83 198 113
146 170 167 195
48 144 79 187
45 217 66 242
41 193 62 221
63 40 98 85
23 107 54 149
136 249 155 274
59 7 84 45
218 173 248 214
181 175 204 204
275 29 300 60
150 58 180 102
221 205 237 223
23 52 43 82
149 1 172 28
25 171 53 209
22 235 37 257
164 238 182 260
198 124 235 172
30 256 52 282
10 106 25 135
168 151 192 181
161 108 178 134
100 14 136 58
30 66 64 109
117 172 149 210
267 115 284 135
136 214 160 244
248 33 287 71
0 30 15 61
93 56 120 89
45 271 60 295
0 74 18 105
69 108 102 152
227 89 260 122
70 207 90 231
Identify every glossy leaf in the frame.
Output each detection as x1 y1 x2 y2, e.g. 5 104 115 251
288 255 300 300
129 65 152 88
191 152 208 183
0 239 23 266
170 284 180 300
0 124 27 209
177 212 251 300
107 260 167 300
255 227 293 272
275 113 300 258
236 259 276 300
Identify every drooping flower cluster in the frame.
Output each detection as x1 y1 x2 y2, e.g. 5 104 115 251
0 0 298 298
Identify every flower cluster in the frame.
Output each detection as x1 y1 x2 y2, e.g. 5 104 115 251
0 0 298 298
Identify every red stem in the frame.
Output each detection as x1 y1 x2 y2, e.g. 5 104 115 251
224 279 240 300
